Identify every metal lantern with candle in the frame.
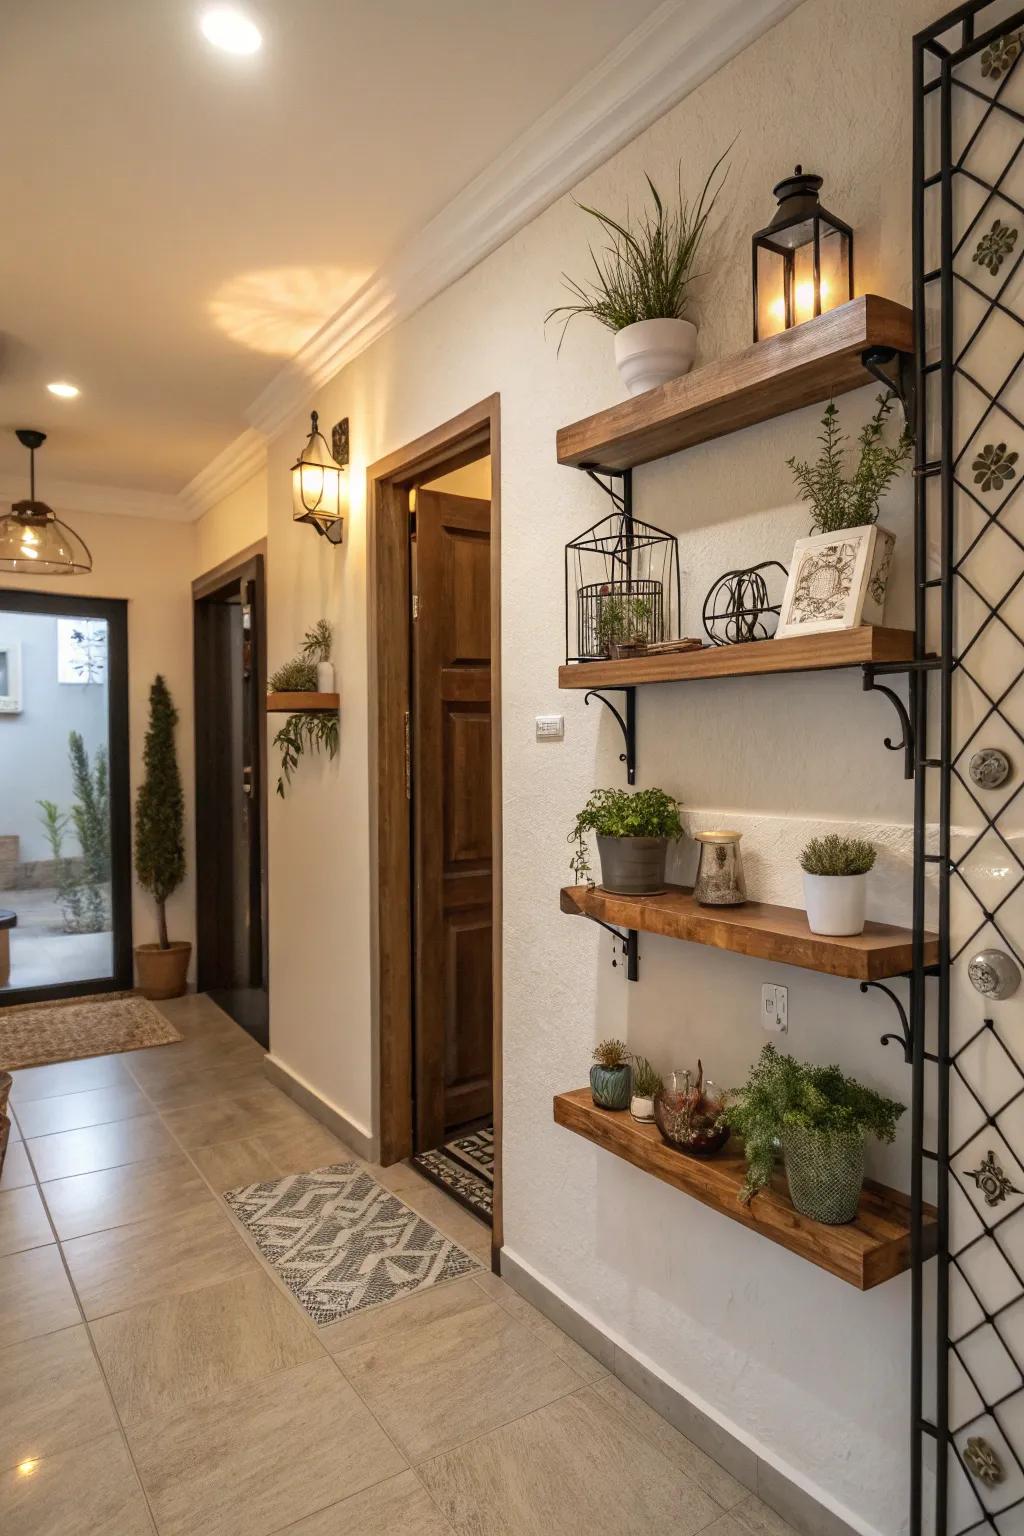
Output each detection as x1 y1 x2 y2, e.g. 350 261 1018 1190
291 411 346 545
751 167 853 342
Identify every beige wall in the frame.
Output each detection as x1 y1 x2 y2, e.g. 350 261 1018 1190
194 467 268 578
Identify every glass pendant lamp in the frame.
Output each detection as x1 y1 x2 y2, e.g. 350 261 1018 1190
0 429 92 575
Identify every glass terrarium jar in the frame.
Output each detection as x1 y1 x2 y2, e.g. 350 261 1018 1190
653 1063 729 1156
693 830 746 906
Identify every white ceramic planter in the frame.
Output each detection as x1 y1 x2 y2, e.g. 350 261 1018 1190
316 660 335 692
614 318 697 397
803 872 867 936
861 524 896 625
630 1094 656 1124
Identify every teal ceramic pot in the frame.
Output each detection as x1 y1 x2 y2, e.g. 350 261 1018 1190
590 1062 631 1110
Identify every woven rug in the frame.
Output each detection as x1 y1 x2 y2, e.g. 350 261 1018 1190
0 992 181 1071
412 1126 493 1222
224 1161 479 1325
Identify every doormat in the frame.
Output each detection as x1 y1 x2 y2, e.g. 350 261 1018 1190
412 1126 493 1223
0 992 181 1071
223 1161 479 1326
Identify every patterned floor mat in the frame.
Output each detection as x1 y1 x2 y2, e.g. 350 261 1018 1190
223 1161 479 1325
412 1126 493 1223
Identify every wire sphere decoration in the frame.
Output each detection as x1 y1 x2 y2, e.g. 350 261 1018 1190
702 561 789 646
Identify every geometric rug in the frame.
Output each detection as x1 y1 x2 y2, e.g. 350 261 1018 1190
223 1161 480 1325
0 991 181 1071
412 1126 493 1223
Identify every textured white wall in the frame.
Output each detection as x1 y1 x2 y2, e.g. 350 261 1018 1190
258 2 944 1530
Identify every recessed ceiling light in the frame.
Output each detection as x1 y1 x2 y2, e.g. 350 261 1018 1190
200 7 262 55
47 381 79 399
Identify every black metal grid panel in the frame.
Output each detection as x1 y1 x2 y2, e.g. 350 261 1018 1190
915 6 1024 1531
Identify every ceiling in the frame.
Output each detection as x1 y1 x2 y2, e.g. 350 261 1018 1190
0 0 667 498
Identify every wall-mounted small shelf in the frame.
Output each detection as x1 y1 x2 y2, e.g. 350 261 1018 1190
265 692 340 713
554 1090 937 1290
556 294 912 471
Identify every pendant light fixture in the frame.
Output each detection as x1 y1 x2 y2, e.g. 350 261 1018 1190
0 429 92 576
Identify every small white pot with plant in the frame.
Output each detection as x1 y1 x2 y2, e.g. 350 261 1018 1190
800 834 877 937
630 1056 663 1123
786 392 913 623
546 153 729 397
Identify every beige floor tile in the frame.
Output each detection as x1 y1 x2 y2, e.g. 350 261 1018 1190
128 1356 405 1536
7 1113 21 1141
9 1056 132 1104
256 1119 359 1176
63 1201 254 1319
14 1084 149 1140
92 1266 322 1426
401 1183 492 1257
419 1386 722 1535
0 1141 34 1191
470 1271 607 1383
0 1325 118 1473
733 1495 800 1535
126 1034 260 1086
188 1136 282 1190
0 1185 52 1256
41 1154 212 1241
139 1058 266 1110
159 1085 311 1149
592 1374 747 1509
0 1430 154 1535
689 1520 747 1536
282 1470 455 1535
322 1275 489 1356
336 1281 583 1462
367 1158 435 1195
27 1115 177 1183
0 1245 80 1344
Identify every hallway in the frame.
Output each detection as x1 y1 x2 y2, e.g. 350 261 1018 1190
0 996 793 1536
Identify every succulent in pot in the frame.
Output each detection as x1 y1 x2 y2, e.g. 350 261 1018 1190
726 1043 904 1224
569 787 683 896
630 1056 663 1123
591 1038 631 1110
653 1060 729 1155
800 833 876 936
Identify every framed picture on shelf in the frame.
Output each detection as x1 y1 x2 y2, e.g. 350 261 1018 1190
775 526 878 638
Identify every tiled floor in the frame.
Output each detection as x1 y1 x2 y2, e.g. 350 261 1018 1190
0 992 797 1536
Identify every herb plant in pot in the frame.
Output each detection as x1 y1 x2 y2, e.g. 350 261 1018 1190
547 153 729 397
800 833 876 936
630 1056 663 1123
570 787 683 895
727 1044 904 1224
591 1038 631 1110
133 676 189 1000
596 594 654 660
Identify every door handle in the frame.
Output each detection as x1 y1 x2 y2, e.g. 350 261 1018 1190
242 765 254 799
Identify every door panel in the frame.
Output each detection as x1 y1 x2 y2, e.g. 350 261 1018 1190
413 490 492 1149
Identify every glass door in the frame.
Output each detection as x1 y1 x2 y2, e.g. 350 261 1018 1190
0 591 132 1004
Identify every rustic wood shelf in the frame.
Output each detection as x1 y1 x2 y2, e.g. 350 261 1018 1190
556 294 913 471
559 626 917 690
265 692 340 713
561 883 937 981
554 1090 936 1289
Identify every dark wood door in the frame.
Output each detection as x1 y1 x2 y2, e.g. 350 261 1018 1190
413 490 492 1150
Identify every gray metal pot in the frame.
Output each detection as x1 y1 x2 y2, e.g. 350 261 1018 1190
597 835 668 895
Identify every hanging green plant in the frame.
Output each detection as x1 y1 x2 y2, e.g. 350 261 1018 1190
273 711 339 798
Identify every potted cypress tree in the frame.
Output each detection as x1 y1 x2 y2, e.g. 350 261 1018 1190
133 675 189 999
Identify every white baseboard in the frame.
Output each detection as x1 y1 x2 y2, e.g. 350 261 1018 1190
263 1054 378 1163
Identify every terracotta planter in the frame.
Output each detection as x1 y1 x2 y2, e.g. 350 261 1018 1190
135 941 192 1000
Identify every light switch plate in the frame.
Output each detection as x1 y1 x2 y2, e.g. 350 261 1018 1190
536 714 564 741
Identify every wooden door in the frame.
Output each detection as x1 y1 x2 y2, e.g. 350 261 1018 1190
413 490 492 1149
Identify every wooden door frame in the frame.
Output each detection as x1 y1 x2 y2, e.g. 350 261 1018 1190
368 395 502 1264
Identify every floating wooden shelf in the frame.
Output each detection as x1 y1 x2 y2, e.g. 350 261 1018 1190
265 692 340 713
554 1090 936 1289
559 626 917 690
561 883 937 981
556 294 912 471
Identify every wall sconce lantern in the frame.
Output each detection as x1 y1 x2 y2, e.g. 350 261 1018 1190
291 411 347 545
0 429 92 575
752 166 853 342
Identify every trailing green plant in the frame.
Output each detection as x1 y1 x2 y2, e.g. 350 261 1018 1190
300 619 333 664
134 676 185 949
593 1038 629 1069
546 150 731 349
787 392 913 534
725 1043 905 1203
595 595 653 654
630 1055 664 1098
800 833 876 877
273 712 339 798
569 787 683 881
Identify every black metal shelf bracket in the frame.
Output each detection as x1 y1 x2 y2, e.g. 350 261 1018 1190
584 911 639 981
859 977 914 1063
863 665 915 778
584 687 637 784
861 344 916 424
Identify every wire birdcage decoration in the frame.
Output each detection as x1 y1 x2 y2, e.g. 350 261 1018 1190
566 511 681 663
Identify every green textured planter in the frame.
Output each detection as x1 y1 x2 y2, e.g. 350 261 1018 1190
782 1125 866 1225
590 1062 631 1110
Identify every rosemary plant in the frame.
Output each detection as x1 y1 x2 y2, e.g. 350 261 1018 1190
800 834 876 877
787 393 913 533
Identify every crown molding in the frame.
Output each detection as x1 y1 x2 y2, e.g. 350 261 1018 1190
0 477 189 522
178 426 267 519
245 0 802 439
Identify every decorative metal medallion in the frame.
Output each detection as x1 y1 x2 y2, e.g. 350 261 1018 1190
964 1434 1006 1486
966 1149 1022 1207
972 442 1019 492
969 747 1012 789
973 219 1019 275
981 31 1022 81
968 949 1022 1000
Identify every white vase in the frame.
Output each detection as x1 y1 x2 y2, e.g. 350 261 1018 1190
316 660 335 693
613 318 697 397
630 1094 656 1124
803 872 867 936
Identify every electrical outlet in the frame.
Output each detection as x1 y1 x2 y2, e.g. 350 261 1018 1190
761 983 789 1033
535 715 564 741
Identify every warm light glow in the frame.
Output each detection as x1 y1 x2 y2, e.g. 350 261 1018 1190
293 461 342 519
46 381 79 399
18 1459 38 1477
200 7 262 54
770 280 831 326
208 266 371 356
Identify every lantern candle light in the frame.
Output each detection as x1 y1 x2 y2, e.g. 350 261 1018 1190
291 411 347 545
751 167 853 343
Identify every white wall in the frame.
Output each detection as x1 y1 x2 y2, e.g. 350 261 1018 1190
194 467 268 578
